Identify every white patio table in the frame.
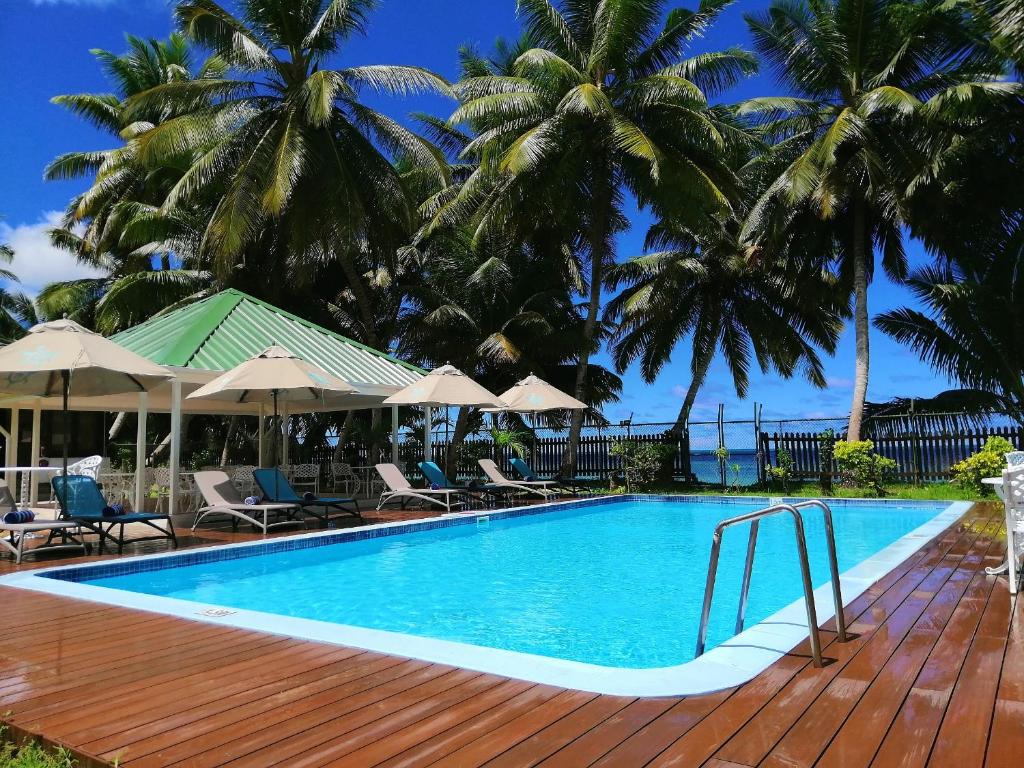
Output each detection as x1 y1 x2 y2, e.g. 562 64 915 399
982 476 1014 578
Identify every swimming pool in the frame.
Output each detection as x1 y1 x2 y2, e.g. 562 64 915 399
2 495 967 695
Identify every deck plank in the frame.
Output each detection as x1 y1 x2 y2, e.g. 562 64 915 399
0 502 1013 768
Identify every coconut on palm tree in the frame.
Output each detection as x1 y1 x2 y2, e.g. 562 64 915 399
740 0 1003 440
439 0 754 474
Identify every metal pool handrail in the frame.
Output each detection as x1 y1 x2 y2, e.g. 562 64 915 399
789 499 848 643
694 502 842 668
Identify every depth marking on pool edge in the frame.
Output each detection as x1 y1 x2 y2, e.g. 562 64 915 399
198 608 237 617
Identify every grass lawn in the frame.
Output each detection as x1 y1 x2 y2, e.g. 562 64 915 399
607 481 992 502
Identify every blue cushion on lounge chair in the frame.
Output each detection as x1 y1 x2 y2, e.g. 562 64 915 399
253 468 355 505
509 458 536 481
419 461 454 488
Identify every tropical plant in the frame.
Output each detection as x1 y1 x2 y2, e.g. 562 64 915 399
767 446 794 491
833 439 898 495
740 0 1005 441
438 0 753 475
0 235 38 342
610 439 675 491
875 230 1024 423
609 214 843 434
949 435 1014 494
134 0 449 349
43 34 222 331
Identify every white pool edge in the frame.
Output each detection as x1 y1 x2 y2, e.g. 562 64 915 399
0 497 971 697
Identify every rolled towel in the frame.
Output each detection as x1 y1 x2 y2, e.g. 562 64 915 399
101 505 118 518
243 496 260 506
525 475 536 481
110 503 125 516
3 509 35 524
430 483 440 491
303 492 316 502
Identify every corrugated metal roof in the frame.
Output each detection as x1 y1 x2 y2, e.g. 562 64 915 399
112 289 424 388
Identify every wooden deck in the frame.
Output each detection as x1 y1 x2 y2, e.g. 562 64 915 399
0 502 1020 767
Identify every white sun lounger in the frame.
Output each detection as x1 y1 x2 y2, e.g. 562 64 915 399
375 464 466 512
477 459 557 499
192 471 305 534
0 480 88 564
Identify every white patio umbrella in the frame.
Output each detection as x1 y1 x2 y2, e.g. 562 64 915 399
187 345 362 474
383 364 506 463
489 374 588 462
0 318 174 477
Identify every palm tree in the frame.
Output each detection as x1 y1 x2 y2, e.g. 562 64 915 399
609 216 842 434
740 0 1001 440
875 231 1024 424
439 0 754 474
44 34 223 331
0 236 37 342
132 0 450 352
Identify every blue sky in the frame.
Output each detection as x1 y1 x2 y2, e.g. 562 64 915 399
0 0 955 424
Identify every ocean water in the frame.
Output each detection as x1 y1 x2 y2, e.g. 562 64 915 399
82 498 945 668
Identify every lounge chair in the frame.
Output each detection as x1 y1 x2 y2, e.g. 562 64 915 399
51 475 177 555
0 480 88 564
508 458 596 496
192 471 305 534
477 459 557 499
375 463 466 512
418 461 505 507
253 468 361 524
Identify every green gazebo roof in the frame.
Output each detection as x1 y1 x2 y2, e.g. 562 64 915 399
112 289 424 389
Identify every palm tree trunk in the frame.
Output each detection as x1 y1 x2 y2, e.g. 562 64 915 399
561 176 611 478
333 411 355 462
445 406 472 479
847 200 870 442
672 348 714 433
220 415 239 465
107 412 128 441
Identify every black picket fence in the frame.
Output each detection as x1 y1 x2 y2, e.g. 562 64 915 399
313 409 1024 487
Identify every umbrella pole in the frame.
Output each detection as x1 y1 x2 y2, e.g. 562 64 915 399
62 370 70 480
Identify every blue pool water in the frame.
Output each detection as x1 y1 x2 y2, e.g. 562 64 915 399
76 498 945 669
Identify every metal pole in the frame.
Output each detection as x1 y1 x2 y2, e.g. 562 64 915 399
168 379 182 523
735 519 760 634
391 405 400 464
423 405 433 463
135 392 148 512
29 401 41 506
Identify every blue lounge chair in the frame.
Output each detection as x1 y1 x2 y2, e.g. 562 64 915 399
51 475 177 554
418 461 505 507
509 458 595 496
253 468 361 523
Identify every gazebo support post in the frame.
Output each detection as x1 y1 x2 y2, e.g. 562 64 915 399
168 380 182 525
29 402 41 506
8 407 19 473
135 392 148 512
281 401 289 468
391 405 399 464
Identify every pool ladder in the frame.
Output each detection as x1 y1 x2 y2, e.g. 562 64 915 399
695 500 850 667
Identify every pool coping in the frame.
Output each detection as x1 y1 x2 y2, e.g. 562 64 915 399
0 495 971 697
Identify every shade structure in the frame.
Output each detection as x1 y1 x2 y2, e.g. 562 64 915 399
186 345 362 407
383 365 506 408
187 346 362 488
0 318 174 476
495 374 587 413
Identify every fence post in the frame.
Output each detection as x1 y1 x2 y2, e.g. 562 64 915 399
717 403 727 488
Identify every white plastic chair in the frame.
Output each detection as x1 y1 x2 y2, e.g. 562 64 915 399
999 465 1024 595
151 468 195 518
331 463 361 496
232 465 256 497
290 463 320 494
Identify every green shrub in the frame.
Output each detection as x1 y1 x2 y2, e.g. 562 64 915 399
833 440 898 496
767 448 794 492
0 727 76 768
950 436 1014 494
610 440 676 491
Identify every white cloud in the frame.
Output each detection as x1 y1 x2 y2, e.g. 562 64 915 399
0 212 107 295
